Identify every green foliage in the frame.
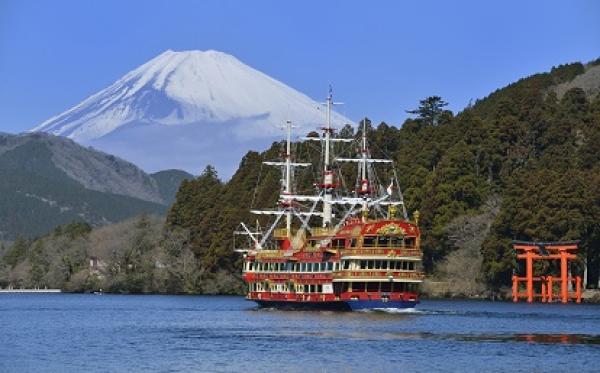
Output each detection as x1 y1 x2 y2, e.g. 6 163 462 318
0 216 242 294
151 169 194 205
2 236 29 268
406 96 450 127
165 59 600 293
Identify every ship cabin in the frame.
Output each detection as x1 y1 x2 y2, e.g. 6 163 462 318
243 217 423 304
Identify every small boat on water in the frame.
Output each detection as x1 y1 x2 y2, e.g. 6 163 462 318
235 90 424 311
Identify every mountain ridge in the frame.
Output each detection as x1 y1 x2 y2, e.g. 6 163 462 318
0 133 193 239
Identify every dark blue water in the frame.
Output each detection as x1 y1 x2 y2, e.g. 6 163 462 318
1 295 599 372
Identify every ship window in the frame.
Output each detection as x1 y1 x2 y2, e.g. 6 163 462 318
360 260 367 269
405 238 415 247
327 262 333 271
382 261 388 270
343 261 350 270
350 239 357 247
332 239 345 249
408 262 415 270
319 262 325 271
375 261 381 269
390 236 403 247
377 236 390 247
363 236 376 247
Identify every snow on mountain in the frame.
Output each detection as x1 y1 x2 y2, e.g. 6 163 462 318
32 50 352 176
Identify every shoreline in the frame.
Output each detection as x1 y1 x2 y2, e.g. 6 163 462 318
0 288 61 293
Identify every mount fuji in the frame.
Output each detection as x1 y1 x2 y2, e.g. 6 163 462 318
32 50 352 177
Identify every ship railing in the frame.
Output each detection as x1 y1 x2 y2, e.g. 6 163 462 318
273 228 296 238
332 270 425 281
310 227 337 237
341 247 421 258
254 249 298 259
245 273 332 282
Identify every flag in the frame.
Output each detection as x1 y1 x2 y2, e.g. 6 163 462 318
386 180 394 195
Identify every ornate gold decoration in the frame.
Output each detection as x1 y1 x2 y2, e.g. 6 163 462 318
413 210 420 226
387 205 397 219
376 223 406 236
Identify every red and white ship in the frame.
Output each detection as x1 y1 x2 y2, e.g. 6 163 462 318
236 91 423 310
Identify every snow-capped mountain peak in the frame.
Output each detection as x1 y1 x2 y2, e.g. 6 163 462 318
32 49 352 176
33 49 350 141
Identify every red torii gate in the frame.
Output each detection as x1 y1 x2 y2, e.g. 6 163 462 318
512 241 582 304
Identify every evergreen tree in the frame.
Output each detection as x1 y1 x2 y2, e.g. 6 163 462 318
407 96 449 126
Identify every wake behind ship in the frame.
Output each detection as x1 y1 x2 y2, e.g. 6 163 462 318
235 91 424 311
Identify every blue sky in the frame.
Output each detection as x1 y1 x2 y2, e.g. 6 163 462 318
1 0 599 133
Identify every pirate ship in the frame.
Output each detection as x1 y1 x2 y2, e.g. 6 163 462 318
235 91 423 310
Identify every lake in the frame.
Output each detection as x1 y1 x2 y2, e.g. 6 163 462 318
1 294 599 372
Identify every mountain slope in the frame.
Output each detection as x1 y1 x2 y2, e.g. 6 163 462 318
151 169 194 205
0 133 163 203
32 50 352 176
0 133 191 240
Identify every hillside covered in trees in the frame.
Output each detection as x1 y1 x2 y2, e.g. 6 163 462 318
2 59 599 296
165 59 600 295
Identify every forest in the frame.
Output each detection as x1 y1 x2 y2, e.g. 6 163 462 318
1 60 599 296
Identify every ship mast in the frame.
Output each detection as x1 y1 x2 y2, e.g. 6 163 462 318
359 118 369 219
335 118 408 222
284 120 292 236
321 88 343 227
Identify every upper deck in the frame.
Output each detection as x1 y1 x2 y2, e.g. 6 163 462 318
250 218 422 262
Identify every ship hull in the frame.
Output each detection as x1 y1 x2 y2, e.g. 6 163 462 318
253 299 351 311
251 299 418 311
345 299 417 311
